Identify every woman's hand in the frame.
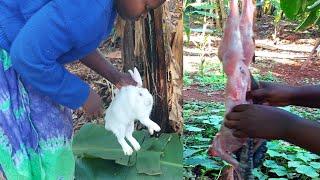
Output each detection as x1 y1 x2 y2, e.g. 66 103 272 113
82 88 103 117
115 72 137 89
247 81 296 106
224 104 301 140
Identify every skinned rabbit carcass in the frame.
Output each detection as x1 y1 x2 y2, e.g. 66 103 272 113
104 67 161 155
208 0 262 179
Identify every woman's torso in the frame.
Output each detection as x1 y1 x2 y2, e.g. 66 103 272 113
0 0 116 64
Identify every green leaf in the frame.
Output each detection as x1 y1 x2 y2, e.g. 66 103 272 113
284 154 297 161
296 165 319 178
74 124 183 179
184 156 222 170
115 154 131 166
267 141 282 150
280 0 303 19
263 160 287 176
136 151 161 175
263 160 279 168
183 148 202 158
148 134 172 152
160 134 183 179
295 10 319 31
72 123 146 165
307 0 320 11
187 3 216 10
75 158 128 180
288 160 302 168
252 168 268 180
270 165 287 177
185 125 204 132
310 162 320 169
194 137 210 142
267 149 284 157
297 152 320 163
301 0 308 11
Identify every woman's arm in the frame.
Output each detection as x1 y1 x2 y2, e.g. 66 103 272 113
225 104 320 154
285 117 320 154
290 85 320 108
249 82 320 108
80 50 136 88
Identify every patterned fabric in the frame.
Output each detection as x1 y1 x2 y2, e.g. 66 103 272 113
0 49 75 180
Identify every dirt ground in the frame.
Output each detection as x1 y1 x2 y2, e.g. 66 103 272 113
183 15 320 102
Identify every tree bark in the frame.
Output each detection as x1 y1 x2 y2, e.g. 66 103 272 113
219 0 227 26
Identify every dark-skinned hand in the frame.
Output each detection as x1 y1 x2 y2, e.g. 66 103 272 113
224 104 302 140
115 72 137 89
247 81 295 106
82 88 103 118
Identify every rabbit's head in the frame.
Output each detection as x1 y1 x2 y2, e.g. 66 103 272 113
124 86 154 117
125 67 153 116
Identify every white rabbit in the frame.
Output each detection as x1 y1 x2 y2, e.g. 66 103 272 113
104 67 161 155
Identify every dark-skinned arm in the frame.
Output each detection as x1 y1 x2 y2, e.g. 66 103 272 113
225 104 320 154
285 116 320 154
290 85 320 108
249 82 320 108
80 49 136 88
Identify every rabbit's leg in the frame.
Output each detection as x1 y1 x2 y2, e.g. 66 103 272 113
115 130 133 155
126 122 141 151
139 118 161 135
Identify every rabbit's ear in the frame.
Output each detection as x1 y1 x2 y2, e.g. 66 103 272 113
128 69 134 78
133 67 143 87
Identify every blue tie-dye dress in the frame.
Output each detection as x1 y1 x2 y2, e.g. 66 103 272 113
0 49 75 179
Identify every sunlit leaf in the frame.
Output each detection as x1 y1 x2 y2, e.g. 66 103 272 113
184 155 222 170
310 162 320 169
288 160 302 168
307 0 320 11
280 0 303 19
296 165 319 178
295 10 319 31
185 125 204 132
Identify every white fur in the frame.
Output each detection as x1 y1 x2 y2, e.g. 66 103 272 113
104 68 161 155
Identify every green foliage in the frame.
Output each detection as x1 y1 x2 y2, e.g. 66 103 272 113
183 72 320 179
280 0 303 19
183 0 219 43
194 61 227 91
280 0 320 31
183 100 320 179
73 124 183 179
183 102 226 179
183 72 193 87
253 71 280 82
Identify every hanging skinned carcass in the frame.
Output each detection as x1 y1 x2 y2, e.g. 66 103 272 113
208 0 267 179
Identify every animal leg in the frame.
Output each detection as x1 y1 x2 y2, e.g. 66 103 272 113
115 131 133 155
126 122 141 151
139 118 161 135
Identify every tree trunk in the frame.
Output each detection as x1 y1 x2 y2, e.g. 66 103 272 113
219 0 227 26
121 1 183 134
214 0 221 29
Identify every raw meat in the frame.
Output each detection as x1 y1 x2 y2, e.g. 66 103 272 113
208 0 256 179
